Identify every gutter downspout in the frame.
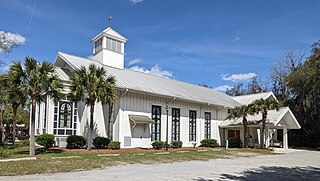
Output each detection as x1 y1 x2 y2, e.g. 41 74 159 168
165 97 176 151
216 106 226 146
121 89 129 97
216 106 226 120
113 89 129 140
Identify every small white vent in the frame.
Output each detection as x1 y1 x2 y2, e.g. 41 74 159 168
55 137 67 148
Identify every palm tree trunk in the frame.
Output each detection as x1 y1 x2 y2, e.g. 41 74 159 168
260 111 267 149
243 117 248 148
12 103 18 146
87 101 95 150
30 98 36 156
0 109 4 141
260 121 265 149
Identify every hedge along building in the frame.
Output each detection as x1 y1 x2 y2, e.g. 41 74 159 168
34 24 299 148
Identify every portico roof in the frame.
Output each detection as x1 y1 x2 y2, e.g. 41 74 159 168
220 107 301 129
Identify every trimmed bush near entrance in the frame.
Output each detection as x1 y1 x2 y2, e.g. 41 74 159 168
152 141 164 150
227 137 242 148
200 139 219 148
93 137 111 149
66 135 86 149
35 134 55 149
171 141 183 148
108 141 121 150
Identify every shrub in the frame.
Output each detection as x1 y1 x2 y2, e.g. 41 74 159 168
0 147 10 158
228 137 242 148
200 139 219 148
171 141 183 148
16 140 30 147
93 137 111 149
66 135 86 149
108 141 120 150
151 141 164 150
35 134 55 149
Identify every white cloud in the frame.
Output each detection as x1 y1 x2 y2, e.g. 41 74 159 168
128 58 141 66
0 31 26 54
222 73 257 82
232 37 241 42
129 64 173 78
130 0 143 4
214 85 233 92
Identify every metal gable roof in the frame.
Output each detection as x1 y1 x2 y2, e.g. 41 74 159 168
232 92 277 105
221 92 300 129
54 52 240 108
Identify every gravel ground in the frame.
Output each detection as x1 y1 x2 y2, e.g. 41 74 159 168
1 149 319 181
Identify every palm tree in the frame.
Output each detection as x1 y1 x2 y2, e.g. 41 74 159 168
69 64 117 150
8 58 62 156
227 105 252 148
4 73 28 146
251 98 280 149
0 75 8 141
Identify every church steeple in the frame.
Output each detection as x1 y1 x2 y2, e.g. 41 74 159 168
92 20 127 69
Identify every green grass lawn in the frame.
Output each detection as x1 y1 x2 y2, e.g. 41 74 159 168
0 147 273 176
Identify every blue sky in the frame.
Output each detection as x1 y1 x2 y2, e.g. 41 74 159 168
1 0 319 91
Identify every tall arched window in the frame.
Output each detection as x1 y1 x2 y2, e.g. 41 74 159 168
53 96 78 136
151 105 161 141
59 102 72 128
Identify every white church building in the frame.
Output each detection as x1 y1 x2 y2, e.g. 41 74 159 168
34 25 300 149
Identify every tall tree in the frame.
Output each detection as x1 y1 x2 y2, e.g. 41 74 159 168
0 31 25 55
227 105 252 148
246 77 267 94
69 64 117 150
285 41 320 147
0 75 8 141
271 50 304 103
5 71 28 145
8 58 62 156
251 98 280 149
226 83 245 96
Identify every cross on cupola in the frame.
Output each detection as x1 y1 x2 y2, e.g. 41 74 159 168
108 16 112 27
91 18 128 69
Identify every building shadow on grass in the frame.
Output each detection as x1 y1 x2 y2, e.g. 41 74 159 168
194 166 320 181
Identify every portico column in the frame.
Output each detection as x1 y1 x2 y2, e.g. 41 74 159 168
283 126 288 149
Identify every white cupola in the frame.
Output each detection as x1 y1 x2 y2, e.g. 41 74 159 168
92 26 127 69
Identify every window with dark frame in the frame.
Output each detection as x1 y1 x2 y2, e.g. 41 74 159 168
189 110 197 142
204 112 211 139
59 102 72 128
151 105 161 141
53 96 78 136
106 37 122 53
172 108 180 141
94 38 102 53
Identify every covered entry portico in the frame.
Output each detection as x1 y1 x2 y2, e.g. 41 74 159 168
220 107 301 149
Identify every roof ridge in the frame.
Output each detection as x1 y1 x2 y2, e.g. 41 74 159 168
57 52 239 106
59 52 225 92
234 91 272 98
